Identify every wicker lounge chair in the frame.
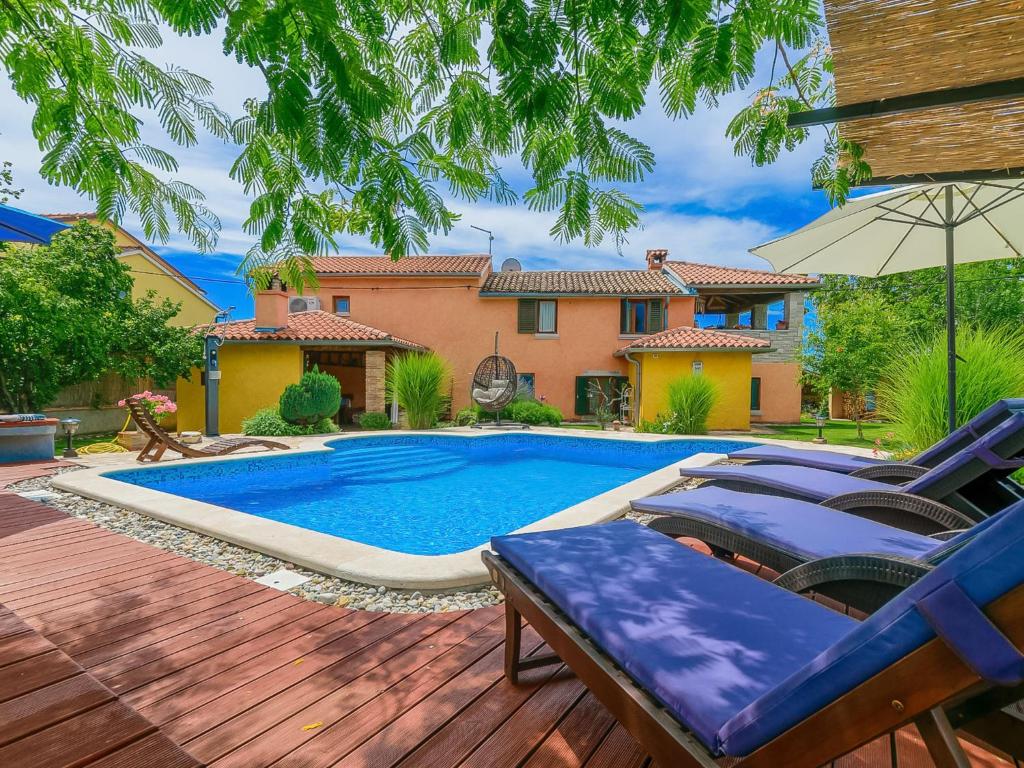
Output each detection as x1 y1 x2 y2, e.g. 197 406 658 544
127 398 289 462
728 397 1024 479
632 485 996 610
484 507 1024 767
680 412 1024 530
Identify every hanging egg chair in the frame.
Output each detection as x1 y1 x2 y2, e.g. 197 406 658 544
471 333 523 427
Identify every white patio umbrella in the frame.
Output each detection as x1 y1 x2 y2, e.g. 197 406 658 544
751 180 1024 432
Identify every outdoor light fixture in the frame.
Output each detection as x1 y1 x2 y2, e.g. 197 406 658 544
813 412 827 444
60 418 81 458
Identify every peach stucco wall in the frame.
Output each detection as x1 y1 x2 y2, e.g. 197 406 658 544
306 276 696 418
750 361 802 424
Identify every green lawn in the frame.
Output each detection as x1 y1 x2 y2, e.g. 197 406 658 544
750 417 892 449
52 431 121 457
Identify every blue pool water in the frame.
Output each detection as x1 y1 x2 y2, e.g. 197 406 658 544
106 434 756 555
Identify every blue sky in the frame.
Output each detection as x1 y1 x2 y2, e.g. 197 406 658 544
0 30 835 317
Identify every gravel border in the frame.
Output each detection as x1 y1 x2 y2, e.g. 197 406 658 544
8 470 703 613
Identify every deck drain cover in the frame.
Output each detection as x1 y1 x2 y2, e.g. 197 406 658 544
254 569 310 591
17 490 60 502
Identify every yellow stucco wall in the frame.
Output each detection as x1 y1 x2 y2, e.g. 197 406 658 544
177 344 303 434
628 350 753 431
118 251 217 327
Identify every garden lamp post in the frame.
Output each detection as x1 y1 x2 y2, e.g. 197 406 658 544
60 418 80 458
813 412 827 444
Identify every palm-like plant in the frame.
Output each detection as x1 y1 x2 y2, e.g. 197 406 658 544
385 352 451 430
666 375 719 435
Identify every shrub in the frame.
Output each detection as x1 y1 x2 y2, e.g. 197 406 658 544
386 352 451 429
878 325 1024 452
241 407 339 436
664 375 718 434
506 399 563 426
454 407 478 426
279 367 342 425
357 411 392 430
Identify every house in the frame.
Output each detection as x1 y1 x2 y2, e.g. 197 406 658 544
177 250 816 433
45 213 220 326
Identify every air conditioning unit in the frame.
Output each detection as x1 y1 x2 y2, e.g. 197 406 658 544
288 296 321 313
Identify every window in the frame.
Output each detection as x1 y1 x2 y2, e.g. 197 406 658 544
517 298 558 334
517 373 536 400
333 296 350 315
620 299 665 335
575 375 628 416
750 377 762 411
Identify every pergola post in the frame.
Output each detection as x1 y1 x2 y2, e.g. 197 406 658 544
365 350 386 415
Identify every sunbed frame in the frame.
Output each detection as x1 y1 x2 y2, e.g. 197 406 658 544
483 550 1024 768
127 398 289 462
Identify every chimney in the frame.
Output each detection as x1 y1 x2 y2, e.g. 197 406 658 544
646 249 668 270
254 276 289 332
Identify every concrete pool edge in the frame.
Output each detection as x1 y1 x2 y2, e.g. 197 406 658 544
52 429 878 589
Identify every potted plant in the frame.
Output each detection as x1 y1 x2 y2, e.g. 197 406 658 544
116 391 177 449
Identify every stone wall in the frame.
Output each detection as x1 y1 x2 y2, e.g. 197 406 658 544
364 350 386 413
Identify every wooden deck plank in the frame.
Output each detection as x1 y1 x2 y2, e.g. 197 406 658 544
521 691 617 768
0 672 115 748
0 699 154 768
136 610 382 723
0 650 82 704
0 624 56 666
581 723 649 768
8 560 202 615
99 597 319 694
185 611 462 763
43 575 256 647
160 611 425 744
237 611 506 768
80 732 201 768
0 550 179 596
322 618 545 768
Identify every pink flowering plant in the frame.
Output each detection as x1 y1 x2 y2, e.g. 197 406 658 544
119 391 177 423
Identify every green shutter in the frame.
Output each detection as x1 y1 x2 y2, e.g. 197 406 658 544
575 376 591 416
750 377 762 410
620 299 629 334
518 299 537 333
648 300 664 332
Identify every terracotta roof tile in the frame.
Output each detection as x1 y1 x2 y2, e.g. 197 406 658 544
481 269 683 295
665 261 819 287
311 255 491 275
615 325 771 354
44 211 98 222
208 311 424 348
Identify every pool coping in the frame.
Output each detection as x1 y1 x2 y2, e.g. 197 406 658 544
52 429 878 589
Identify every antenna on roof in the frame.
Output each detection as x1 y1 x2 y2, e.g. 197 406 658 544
470 225 494 256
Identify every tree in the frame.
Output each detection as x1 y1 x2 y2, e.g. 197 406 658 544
801 293 898 439
0 222 203 411
0 0 821 288
0 159 21 202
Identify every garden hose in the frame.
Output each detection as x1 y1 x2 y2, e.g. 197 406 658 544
76 414 131 454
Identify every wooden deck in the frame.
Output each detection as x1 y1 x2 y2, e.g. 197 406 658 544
0 481 1012 767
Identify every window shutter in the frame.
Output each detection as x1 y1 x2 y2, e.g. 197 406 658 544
518 299 538 333
648 300 664 332
575 376 591 416
620 300 629 334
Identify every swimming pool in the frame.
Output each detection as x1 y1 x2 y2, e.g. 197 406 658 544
104 433 756 556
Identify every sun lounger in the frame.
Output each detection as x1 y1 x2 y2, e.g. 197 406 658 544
127 397 289 462
632 485 995 610
484 504 1024 767
729 398 1024 480
681 412 1024 529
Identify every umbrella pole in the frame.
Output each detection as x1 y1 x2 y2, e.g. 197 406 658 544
944 185 957 434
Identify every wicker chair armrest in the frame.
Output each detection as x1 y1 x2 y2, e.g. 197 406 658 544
928 529 969 541
821 490 977 532
774 554 933 595
848 462 929 482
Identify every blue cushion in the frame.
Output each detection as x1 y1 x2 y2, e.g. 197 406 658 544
727 444 883 473
681 464 892 502
491 520 856 753
631 487 940 562
915 398 1024 467
719 498 1024 755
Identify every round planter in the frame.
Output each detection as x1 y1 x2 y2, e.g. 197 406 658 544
116 430 148 450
